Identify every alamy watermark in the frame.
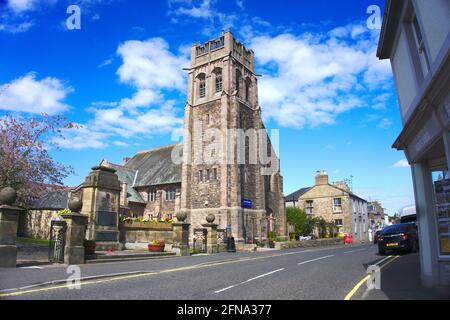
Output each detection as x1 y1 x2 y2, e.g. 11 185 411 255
367 5 382 30
66 265 81 290
366 265 381 290
170 121 280 176
66 5 81 30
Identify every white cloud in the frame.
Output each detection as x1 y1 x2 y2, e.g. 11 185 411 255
249 24 394 128
0 21 33 33
7 0 37 13
116 38 188 94
0 73 72 115
98 58 113 68
171 0 215 19
393 159 410 169
52 124 108 150
378 118 393 129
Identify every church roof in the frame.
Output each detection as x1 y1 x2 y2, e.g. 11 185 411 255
124 143 182 187
31 189 70 210
106 163 145 204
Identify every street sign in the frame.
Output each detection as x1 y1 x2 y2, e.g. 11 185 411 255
242 199 253 209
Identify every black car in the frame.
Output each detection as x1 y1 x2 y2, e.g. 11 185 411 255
378 223 419 255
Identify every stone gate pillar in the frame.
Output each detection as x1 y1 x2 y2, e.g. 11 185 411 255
81 166 121 251
172 212 190 256
61 199 88 265
0 188 23 268
202 214 218 254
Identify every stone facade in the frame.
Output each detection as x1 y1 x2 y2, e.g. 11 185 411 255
296 171 369 242
181 32 286 244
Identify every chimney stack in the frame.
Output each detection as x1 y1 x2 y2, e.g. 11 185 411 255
123 157 130 165
120 181 128 206
315 170 329 186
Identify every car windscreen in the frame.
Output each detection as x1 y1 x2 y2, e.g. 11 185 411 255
381 225 407 235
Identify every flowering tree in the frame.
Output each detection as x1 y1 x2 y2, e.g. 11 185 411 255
0 114 75 205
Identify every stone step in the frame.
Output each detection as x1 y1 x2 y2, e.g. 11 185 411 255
85 251 177 264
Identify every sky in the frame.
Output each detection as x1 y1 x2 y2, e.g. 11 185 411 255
0 0 415 216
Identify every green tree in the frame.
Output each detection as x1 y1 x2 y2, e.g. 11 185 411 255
286 207 316 239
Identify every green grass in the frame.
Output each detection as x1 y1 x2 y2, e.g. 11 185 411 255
17 237 50 246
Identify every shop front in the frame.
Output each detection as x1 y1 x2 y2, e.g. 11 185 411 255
395 101 450 288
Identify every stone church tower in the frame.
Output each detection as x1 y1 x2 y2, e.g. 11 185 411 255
180 32 286 245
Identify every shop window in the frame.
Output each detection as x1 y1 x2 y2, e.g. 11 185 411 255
432 170 450 255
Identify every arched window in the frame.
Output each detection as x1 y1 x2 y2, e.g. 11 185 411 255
235 69 242 96
197 73 206 98
245 77 251 101
213 68 223 93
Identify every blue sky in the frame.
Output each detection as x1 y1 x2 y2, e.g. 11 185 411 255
0 0 414 215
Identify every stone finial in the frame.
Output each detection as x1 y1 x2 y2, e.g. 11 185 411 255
176 211 187 222
0 187 17 206
68 198 83 213
206 214 215 224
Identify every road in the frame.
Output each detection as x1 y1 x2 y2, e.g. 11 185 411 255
0 244 403 300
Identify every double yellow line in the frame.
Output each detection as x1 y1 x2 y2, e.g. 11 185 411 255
343 255 400 300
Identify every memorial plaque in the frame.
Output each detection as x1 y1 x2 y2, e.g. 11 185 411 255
96 231 117 242
97 211 117 227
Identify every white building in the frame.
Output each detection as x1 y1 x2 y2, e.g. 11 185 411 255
377 0 450 288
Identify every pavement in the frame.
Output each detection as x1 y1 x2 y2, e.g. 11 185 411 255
1 243 448 300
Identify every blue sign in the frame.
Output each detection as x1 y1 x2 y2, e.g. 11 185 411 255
242 199 253 209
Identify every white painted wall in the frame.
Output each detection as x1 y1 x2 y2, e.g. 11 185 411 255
392 28 418 118
415 0 450 64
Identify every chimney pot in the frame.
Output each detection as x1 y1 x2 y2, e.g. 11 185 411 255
315 170 329 186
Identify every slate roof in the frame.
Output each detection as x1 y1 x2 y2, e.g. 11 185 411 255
124 143 182 187
107 163 145 204
31 189 70 210
284 188 311 202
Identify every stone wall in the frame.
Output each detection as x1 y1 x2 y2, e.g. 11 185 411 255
135 183 181 219
274 238 343 250
119 224 174 249
22 209 60 240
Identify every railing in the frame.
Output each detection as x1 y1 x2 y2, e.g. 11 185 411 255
196 36 225 57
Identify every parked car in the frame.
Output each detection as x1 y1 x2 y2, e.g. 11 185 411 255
378 223 419 255
373 229 382 244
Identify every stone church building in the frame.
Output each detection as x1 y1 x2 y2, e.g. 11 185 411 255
98 32 286 243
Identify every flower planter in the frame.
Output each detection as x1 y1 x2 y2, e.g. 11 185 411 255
148 244 165 252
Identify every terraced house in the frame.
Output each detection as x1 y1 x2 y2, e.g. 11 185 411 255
286 171 369 242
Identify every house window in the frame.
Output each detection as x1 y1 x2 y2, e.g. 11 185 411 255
148 190 157 202
335 219 343 226
199 78 206 98
166 189 176 202
215 73 222 93
305 200 314 214
412 15 430 78
333 198 342 213
198 170 203 182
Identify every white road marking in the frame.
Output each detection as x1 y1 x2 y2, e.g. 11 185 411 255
344 248 367 254
375 255 393 266
298 255 334 265
18 266 44 269
214 268 285 294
